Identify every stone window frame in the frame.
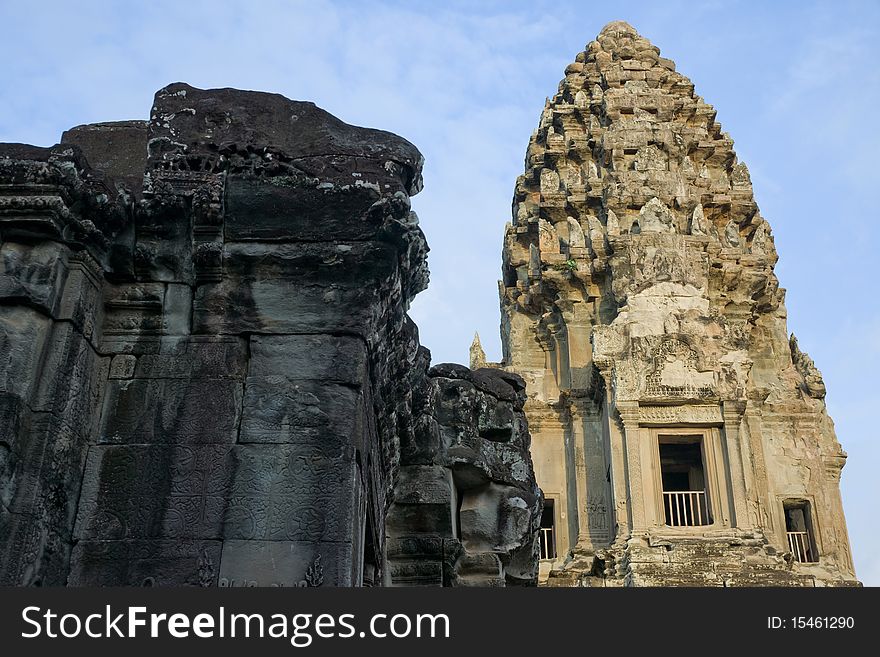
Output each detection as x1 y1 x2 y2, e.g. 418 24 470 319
646 427 729 531
538 496 558 561
538 490 565 563
778 495 822 565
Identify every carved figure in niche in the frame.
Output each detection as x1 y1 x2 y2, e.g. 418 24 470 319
724 220 741 247
566 217 586 248
634 145 667 172
731 161 751 187
605 208 620 235
538 219 559 254
751 221 770 255
690 204 708 236
540 168 561 193
638 197 675 233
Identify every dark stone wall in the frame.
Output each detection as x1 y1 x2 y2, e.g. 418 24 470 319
0 84 540 586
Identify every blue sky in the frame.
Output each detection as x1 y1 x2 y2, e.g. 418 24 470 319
1 0 877 585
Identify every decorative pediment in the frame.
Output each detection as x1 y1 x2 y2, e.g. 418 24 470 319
644 336 715 400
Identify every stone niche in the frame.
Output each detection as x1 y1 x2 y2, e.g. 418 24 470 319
0 83 541 587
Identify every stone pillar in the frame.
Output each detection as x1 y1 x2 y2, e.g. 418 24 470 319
617 402 647 535
571 401 590 546
571 399 611 550
722 400 752 530
742 401 772 531
604 396 629 545
821 454 856 576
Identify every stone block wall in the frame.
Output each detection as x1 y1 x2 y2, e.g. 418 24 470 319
0 84 540 586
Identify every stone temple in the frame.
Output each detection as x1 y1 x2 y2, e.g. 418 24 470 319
475 21 859 586
0 84 541 586
0 21 859 588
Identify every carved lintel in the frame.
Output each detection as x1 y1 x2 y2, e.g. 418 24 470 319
638 404 722 426
67 250 105 289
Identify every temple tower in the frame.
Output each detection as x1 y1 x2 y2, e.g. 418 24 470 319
499 21 858 586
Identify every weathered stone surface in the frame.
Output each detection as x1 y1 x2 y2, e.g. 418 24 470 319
192 241 401 336
147 82 422 195
496 21 858 587
61 120 149 198
225 176 387 241
239 379 364 445
100 378 243 444
387 360 542 586
249 334 367 384
0 83 540 587
217 540 347 587
68 540 222 587
0 242 69 315
132 338 247 379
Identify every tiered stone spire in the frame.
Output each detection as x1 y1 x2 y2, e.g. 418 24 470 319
499 21 858 586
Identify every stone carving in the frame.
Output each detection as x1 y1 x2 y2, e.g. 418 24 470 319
540 168 561 193
197 549 215 587
538 218 559 254
790 334 827 399
638 405 723 426
644 337 715 399
304 555 324 587
639 198 676 233
731 161 752 187
605 208 620 235
0 84 540 586
690 204 708 236
387 363 541 586
725 220 742 248
498 21 858 587
751 221 771 256
469 332 488 369
566 217 586 249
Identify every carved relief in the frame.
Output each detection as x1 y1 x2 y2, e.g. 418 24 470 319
644 337 715 400
638 405 722 426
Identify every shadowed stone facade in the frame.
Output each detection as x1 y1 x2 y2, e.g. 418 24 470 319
0 84 540 586
490 21 858 586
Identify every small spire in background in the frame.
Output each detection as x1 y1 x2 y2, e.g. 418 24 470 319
469 331 487 369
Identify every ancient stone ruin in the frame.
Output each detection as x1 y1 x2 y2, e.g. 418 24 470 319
0 20 861 589
486 21 859 586
0 83 540 586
